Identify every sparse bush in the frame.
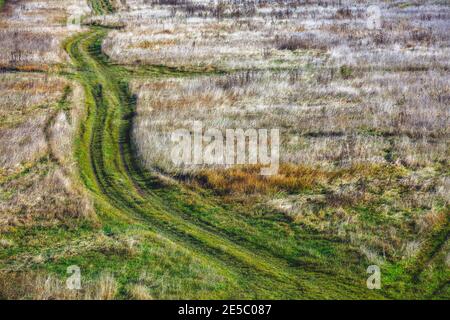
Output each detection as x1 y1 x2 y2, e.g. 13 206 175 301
275 33 329 51
339 65 353 79
335 7 352 19
410 28 434 44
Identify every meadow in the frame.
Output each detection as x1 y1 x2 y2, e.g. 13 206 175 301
130 0 449 278
0 0 448 299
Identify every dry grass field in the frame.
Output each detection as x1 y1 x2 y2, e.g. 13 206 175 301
0 0 448 300
0 72 93 231
0 1 97 298
131 1 449 267
0 0 90 70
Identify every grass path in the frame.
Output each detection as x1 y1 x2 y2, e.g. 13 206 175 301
0 0 445 300
59 1 447 300
63 27 390 299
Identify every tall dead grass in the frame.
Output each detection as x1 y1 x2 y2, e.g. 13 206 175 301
0 74 94 231
0 272 118 300
0 0 91 69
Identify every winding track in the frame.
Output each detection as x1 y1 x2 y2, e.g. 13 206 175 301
64 22 450 299
64 27 389 299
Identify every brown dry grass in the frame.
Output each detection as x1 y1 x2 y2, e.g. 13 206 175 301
0 271 118 300
135 39 178 50
0 0 90 69
126 284 153 300
190 163 404 195
0 72 94 231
